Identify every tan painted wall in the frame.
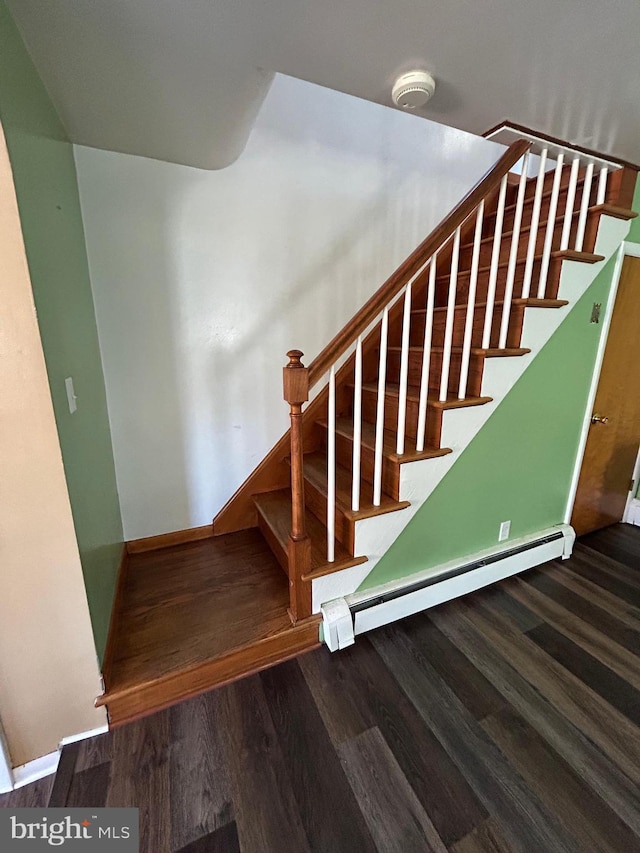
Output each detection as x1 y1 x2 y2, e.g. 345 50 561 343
0 124 107 768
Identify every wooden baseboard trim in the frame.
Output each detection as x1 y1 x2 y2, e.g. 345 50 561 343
126 524 214 554
101 545 128 690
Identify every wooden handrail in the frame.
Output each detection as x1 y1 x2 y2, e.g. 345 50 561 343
307 139 531 388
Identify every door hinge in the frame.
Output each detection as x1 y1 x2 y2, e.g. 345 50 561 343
629 478 636 493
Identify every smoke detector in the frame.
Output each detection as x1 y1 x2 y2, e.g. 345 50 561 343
392 71 436 111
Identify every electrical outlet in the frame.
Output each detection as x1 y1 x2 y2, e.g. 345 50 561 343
499 520 511 541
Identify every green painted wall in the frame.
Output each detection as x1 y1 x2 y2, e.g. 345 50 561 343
358 255 619 591
0 2 123 663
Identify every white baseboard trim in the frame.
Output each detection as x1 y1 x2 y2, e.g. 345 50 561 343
11 751 60 790
59 724 109 747
0 722 110 793
624 499 640 526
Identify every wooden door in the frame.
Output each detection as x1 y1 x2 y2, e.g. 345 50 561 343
572 256 640 535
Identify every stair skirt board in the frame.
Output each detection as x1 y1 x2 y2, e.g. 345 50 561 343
312 212 632 614
321 524 575 651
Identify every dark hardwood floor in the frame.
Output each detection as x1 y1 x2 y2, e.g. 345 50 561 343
3 523 640 852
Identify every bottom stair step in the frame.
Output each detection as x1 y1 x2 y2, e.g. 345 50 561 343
254 489 368 581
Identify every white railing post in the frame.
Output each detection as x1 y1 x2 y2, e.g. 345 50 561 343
458 202 484 399
416 257 436 452
351 336 362 512
327 365 336 561
373 307 389 506
575 162 594 252
521 147 548 299
498 152 530 349
396 283 413 455
536 152 564 299
439 227 461 401
481 174 508 349
596 166 608 206
560 157 581 251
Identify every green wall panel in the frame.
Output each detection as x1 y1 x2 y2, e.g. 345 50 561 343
358 255 618 591
0 1 123 662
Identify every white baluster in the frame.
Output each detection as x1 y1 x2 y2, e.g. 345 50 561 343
536 152 565 298
373 307 389 507
396 283 413 455
521 147 548 299
560 157 581 251
327 365 336 562
458 202 484 399
416 257 436 452
575 162 594 252
439 227 461 402
351 336 362 512
596 166 608 206
481 174 508 349
498 152 530 349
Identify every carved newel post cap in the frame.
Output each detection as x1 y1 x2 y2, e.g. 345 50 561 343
285 350 305 368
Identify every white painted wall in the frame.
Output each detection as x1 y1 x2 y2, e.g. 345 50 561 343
75 74 504 540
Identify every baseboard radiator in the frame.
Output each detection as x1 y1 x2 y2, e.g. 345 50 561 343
321 524 575 651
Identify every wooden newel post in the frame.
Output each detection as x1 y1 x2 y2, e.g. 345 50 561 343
283 350 312 621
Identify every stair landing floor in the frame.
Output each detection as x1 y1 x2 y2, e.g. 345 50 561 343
99 529 321 726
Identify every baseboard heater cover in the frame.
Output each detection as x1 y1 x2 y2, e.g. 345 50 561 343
321 524 575 651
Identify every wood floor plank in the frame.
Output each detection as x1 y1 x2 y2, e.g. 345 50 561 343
401 612 506 720
0 773 54 808
522 569 640 655
75 730 115 772
371 624 581 853
175 821 240 853
105 711 172 853
472 585 543 632
260 660 378 853
526 622 640 728
297 647 371 746
169 692 233 851
580 528 640 571
465 595 640 786
337 726 448 853
567 549 640 605
452 818 516 853
428 603 640 837
507 576 640 689
48 742 79 807
481 706 639 853
303 639 488 847
216 675 310 853
574 542 640 591
65 762 110 808
545 561 640 629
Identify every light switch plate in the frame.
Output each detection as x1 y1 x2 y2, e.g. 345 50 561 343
65 377 77 414
499 520 511 541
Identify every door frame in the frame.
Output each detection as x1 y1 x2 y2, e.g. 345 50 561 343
564 241 640 525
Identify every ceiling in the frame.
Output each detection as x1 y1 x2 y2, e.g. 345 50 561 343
7 0 640 170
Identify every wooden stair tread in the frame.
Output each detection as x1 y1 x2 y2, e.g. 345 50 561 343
254 489 367 578
318 417 452 464
435 249 604 281
412 297 568 316
589 203 638 220
462 205 588 250
362 381 492 409
387 345 530 357
303 451 410 522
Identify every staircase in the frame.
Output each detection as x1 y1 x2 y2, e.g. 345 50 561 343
215 136 637 637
